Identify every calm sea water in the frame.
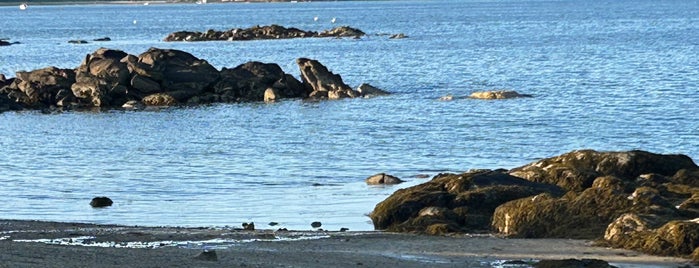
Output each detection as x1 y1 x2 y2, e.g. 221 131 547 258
1 0 698 231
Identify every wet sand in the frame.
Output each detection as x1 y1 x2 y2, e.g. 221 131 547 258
0 219 693 268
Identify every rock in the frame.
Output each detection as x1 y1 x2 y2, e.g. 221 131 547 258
164 25 366 42
263 88 277 103
356 83 389 97
492 182 636 239
193 250 217 261
296 58 357 100
242 222 255 230
90 197 113 208
369 170 564 233
122 100 145 110
214 61 307 102
340 227 349 232
469 90 532 99
508 149 698 192
142 93 177 106
72 48 132 107
93 37 111 41
389 33 407 39
439 94 453 101
127 48 219 102
318 26 365 38
4 67 76 108
0 40 20 46
268 222 278 226
311 221 322 228
534 259 616 268
365 173 404 185
604 215 699 258
68 40 88 44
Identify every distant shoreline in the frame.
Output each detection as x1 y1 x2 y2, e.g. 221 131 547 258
0 0 328 7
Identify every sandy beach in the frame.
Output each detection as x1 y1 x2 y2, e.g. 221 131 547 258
0 219 693 268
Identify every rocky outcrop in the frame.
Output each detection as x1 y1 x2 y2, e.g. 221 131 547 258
297 58 359 100
0 47 387 113
469 90 532 99
370 170 564 234
372 149 699 261
508 150 697 192
1 66 76 108
164 25 365 42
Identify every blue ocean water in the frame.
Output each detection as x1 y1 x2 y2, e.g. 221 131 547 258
1 0 698 231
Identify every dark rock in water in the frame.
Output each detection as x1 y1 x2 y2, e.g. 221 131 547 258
389 33 407 39
365 173 404 185
142 93 177 106
311 221 322 228
318 26 365 38
93 37 111 41
340 227 349 232
534 259 616 268
68 40 88 44
164 25 364 42
2 66 76 108
356 83 390 98
0 40 20 46
90 197 113 208
72 48 131 107
297 58 358 100
242 222 255 230
268 222 279 226
213 61 307 103
193 250 218 261
370 170 564 234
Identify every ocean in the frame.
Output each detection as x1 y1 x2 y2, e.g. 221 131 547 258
1 0 698 231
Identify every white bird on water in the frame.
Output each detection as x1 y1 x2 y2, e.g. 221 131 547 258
331 17 337 23
313 16 319 22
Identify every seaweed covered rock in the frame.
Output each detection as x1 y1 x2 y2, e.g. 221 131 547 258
509 150 697 192
604 215 699 259
369 170 564 234
493 171 696 239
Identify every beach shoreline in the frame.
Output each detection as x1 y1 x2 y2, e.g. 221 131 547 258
0 219 693 267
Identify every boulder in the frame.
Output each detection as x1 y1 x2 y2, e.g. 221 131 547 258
492 179 639 239
389 33 408 39
3 67 75 107
90 197 113 208
72 48 132 107
508 150 698 192
365 173 404 185
127 48 219 102
318 26 365 38
296 58 358 100
142 93 177 106
93 37 111 42
68 40 88 44
369 170 564 234
356 83 390 97
214 61 307 102
604 214 699 259
469 90 532 99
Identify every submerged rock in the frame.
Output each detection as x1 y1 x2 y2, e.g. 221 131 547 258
469 90 531 99
90 197 113 208
365 173 404 185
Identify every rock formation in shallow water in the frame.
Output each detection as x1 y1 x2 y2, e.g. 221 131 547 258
371 149 699 260
0 47 389 113
164 25 365 42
